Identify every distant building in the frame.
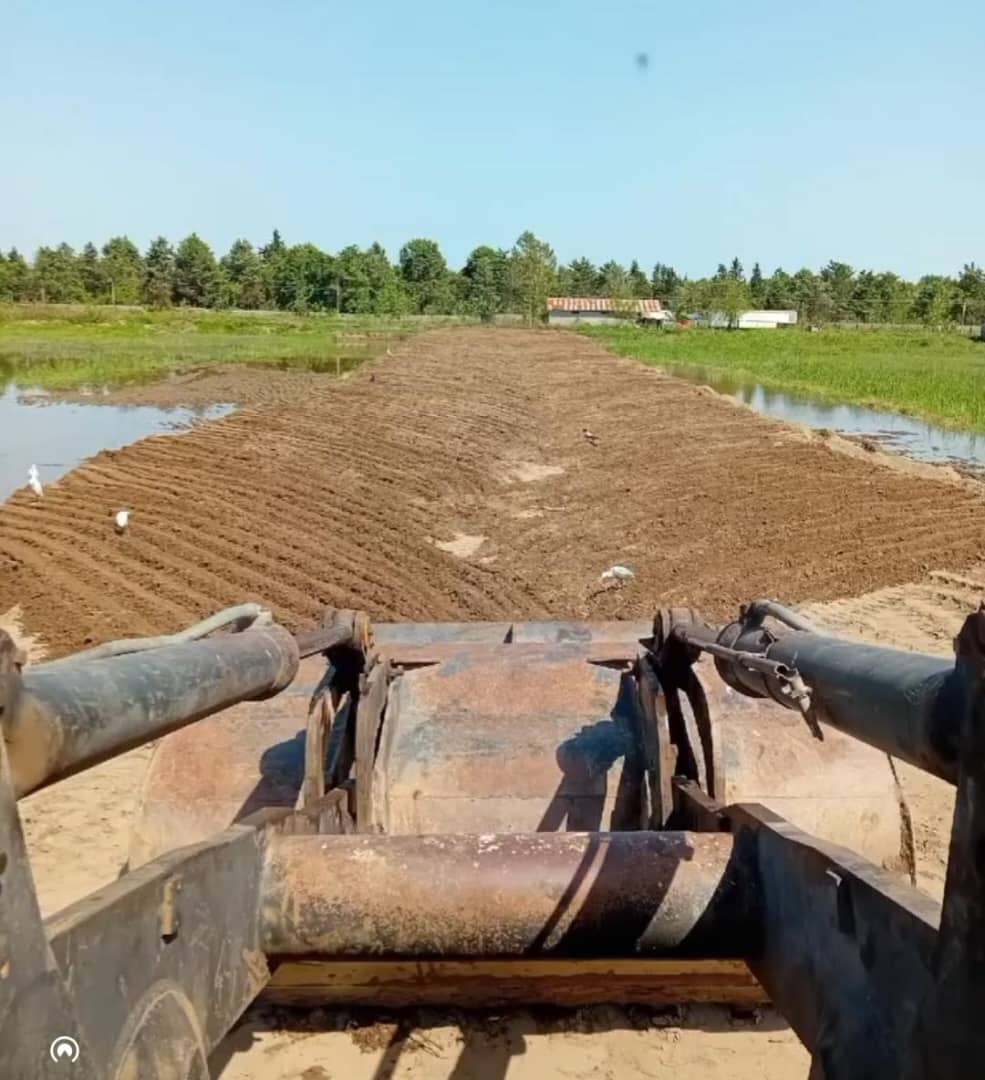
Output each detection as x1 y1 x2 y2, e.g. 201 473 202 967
695 309 799 329
547 297 672 326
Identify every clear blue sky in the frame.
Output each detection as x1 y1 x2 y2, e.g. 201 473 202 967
5 0 984 278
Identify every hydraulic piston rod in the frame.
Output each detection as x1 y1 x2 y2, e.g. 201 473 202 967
669 608 963 784
4 625 299 797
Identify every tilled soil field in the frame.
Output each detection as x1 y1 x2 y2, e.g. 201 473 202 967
2 326 984 656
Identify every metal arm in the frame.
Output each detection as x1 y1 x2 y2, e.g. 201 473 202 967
660 603 962 783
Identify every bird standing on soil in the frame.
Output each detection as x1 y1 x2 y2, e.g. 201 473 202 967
27 465 43 498
582 427 600 446
113 509 130 534
599 565 635 585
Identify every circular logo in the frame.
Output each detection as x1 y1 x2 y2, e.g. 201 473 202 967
49 1036 80 1064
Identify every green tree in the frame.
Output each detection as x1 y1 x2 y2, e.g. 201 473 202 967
364 242 408 314
399 237 454 314
913 275 956 328
956 263 985 324
727 257 745 282
599 260 631 301
650 263 680 304
34 243 85 303
507 231 557 324
3 248 34 300
448 270 471 316
260 229 286 262
173 233 220 307
628 259 651 299
101 236 143 305
270 243 336 312
142 237 176 307
764 267 795 309
462 245 508 320
873 272 914 323
332 242 407 314
674 278 705 317
849 270 878 322
749 262 765 305
221 239 269 309
713 263 728 281
707 276 752 327
331 245 367 312
79 242 108 302
792 269 833 325
560 257 599 295
820 261 855 321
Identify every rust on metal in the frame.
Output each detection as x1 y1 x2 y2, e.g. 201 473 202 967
378 643 646 834
699 659 904 868
128 654 326 868
635 653 673 828
299 685 333 809
672 778 728 832
355 658 389 832
7 625 300 799
261 831 742 958
294 607 372 659
380 640 639 668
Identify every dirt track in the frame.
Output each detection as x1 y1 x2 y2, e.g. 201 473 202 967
2 326 984 656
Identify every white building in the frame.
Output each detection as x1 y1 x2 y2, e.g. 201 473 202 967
547 297 672 325
695 309 799 329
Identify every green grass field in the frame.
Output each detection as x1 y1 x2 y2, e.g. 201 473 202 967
581 324 985 432
0 304 459 389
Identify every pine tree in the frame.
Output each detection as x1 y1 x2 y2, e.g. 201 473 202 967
749 262 765 304
3 249 33 300
221 239 269 309
142 237 176 307
34 244 85 303
628 259 651 298
102 236 143 305
173 234 220 307
80 242 108 302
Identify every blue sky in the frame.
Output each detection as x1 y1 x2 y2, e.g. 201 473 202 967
4 0 984 278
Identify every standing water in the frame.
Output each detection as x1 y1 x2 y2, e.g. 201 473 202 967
661 366 985 472
0 382 233 502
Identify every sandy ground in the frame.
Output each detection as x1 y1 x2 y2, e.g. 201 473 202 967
3 327 980 1078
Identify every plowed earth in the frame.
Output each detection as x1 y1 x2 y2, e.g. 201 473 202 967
2 327 983 657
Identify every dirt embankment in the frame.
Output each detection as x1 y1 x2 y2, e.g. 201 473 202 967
2 327 984 657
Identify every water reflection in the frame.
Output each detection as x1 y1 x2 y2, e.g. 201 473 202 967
0 382 234 502
662 365 985 470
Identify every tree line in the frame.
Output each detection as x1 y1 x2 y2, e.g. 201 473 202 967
1 231 983 327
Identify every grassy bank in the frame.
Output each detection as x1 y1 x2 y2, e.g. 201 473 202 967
0 304 462 389
582 324 985 431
